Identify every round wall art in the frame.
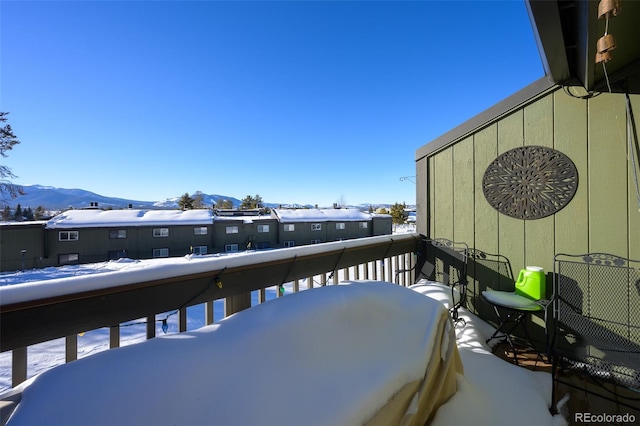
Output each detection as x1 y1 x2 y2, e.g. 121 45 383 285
482 146 578 220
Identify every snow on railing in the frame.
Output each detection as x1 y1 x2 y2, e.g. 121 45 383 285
0 233 423 393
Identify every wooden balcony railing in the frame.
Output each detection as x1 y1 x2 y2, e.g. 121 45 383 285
0 233 423 391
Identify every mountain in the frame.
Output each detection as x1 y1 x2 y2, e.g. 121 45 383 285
6 185 411 212
7 185 242 211
153 193 244 209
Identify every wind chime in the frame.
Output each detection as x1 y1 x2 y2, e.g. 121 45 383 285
595 0 622 65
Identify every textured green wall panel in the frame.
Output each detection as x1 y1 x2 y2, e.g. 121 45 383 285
588 94 628 255
553 89 589 256
474 124 499 254
452 136 475 244
588 93 629 322
523 94 555 273
429 156 435 236
497 110 525 273
418 87 640 326
433 149 454 239
416 157 428 236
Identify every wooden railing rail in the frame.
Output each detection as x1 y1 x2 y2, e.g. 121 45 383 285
0 233 423 390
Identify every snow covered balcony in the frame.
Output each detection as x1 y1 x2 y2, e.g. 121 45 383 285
0 234 421 392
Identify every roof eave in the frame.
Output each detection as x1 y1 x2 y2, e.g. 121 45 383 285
525 0 571 84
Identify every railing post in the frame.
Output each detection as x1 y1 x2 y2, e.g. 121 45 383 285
205 300 214 325
109 325 120 349
147 315 156 340
410 252 417 284
65 335 77 363
179 308 187 332
293 279 300 293
11 347 27 388
393 255 404 286
224 293 251 317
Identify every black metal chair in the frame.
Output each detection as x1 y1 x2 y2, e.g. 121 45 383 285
548 253 640 413
472 250 547 364
410 238 469 322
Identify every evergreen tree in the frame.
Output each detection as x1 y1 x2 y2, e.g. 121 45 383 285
14 203 22 220
34 205 46 220
0 112 24 205
1 205 10 220
215 198 234 209
178 192 194 210
240 194 263 210
24 206 34 220
390 202 407 225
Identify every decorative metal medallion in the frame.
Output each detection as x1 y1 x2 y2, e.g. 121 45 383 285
482 146 578 220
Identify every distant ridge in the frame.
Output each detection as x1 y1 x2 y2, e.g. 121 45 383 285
9 185 242 211
7 185 411 212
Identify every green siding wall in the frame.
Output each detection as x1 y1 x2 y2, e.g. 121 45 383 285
418 87 640 319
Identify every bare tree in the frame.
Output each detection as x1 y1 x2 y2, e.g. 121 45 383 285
192 191 205 209
0 112 24 205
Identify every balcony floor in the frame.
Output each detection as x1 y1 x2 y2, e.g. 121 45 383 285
493 343 640 423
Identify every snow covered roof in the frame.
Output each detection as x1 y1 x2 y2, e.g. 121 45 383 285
272 208 372 223
45 209 214 229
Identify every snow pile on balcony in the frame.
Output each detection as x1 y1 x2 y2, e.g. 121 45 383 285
411 283 567 426
5 281 455 426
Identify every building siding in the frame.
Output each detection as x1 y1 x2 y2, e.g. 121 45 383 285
0 224 46 271
1 211 392 272
417 87 640 317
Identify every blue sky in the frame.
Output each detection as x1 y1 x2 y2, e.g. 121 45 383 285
1 0 544 207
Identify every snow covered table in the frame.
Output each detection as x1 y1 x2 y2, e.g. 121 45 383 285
5 281 462 426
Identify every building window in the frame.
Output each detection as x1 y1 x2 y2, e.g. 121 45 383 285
311 223 322 231
284 224 295 232
225 244 239 252
192 245 207 255
194 227 208 235
359 222 368 229
153 228 169 237
58 253 79 264
311 239 322 244
153 248 169 258
257 224 269 233
108 250 128 260
226 226 239 234
59 231 79 241
283 240 295 248
109 229 127 239
336 222 345 230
